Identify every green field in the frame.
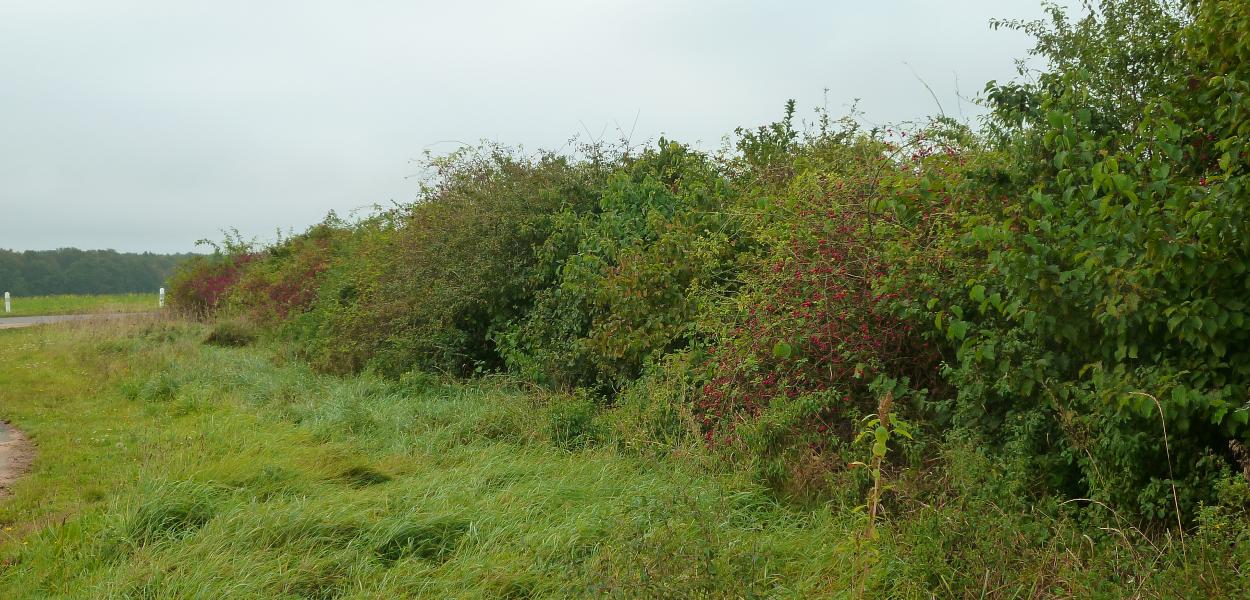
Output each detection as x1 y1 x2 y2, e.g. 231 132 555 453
0 320 1244 598
0 293 161 318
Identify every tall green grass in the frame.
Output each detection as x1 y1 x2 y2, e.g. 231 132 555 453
1 321 1246 597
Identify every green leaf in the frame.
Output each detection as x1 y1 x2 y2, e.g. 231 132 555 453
989 292 1004 312
972 225 997 242
970 285 986 303
772 341 792 359
948 320 969 341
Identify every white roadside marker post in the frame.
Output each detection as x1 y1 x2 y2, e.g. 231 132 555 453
159 287 165 309
3 292 9 314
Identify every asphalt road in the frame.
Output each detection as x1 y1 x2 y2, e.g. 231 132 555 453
0 312 160 329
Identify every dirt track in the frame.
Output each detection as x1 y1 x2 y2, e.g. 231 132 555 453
0 422 33 498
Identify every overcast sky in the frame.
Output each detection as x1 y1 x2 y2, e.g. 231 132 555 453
1 0 1068 253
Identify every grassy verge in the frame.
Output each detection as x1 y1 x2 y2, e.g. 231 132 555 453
0 293 160 318
0 321 1245 597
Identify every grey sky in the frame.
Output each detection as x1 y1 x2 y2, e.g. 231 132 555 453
1 0 1063 253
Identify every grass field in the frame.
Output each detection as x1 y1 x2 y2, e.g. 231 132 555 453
0 321 1245 598
0 293 161 318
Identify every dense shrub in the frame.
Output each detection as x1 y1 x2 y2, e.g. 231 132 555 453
229 220 341 322
204 320 259 348
692 122 995 492
498 141 749 390
309 147 603 377
167 252 255 320
925 0 1250 518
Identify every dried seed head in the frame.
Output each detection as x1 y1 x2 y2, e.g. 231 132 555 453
877 390 894 429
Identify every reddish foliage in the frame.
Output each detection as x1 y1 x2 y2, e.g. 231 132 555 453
169 253 257 319
234 238 332 320
696 166 944 446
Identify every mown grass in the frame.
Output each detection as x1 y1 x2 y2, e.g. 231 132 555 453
0 321 1246 598
0 293 160 318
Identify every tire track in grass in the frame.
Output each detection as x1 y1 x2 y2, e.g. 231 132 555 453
0 422 33 499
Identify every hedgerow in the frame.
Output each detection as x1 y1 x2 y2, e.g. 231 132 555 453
169 0 1250 528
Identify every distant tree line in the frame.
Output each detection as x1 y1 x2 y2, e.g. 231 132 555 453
0 248 198 295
